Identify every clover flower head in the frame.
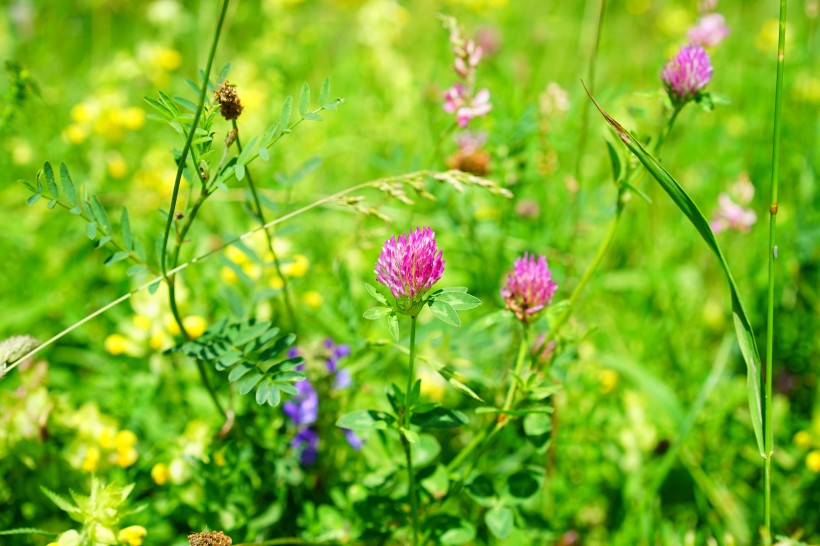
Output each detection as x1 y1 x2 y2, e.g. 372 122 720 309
501 253 558 323
375 226 445 303
661 44 713 105
688 13 730 48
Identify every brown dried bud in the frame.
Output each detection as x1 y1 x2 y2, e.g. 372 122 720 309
214 81 243 121
446 149 491 176
188 530 232 546
225 127 238 147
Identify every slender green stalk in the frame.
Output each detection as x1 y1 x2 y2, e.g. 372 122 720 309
232 119 299 333
160 0 230 327
4 170 462 376
764 0 788 535
402 315 420 546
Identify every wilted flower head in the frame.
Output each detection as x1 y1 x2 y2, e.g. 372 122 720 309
375 227 445 307
214 81 243 121
661 44 713 105
501 253 558 323
188 530 232 546
688 13 730 47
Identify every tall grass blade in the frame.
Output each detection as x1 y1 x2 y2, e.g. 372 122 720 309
585 86 765 456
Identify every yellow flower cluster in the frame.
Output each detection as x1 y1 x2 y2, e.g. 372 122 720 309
794 430 820 473
64 96 145 146
69 404 139 472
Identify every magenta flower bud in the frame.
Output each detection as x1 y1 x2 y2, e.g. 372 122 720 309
375 227 445 309
501 253 558 323
661 44 713 105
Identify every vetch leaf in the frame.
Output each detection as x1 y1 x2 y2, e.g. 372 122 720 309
121 208 133 250
85 222 97 239
319 77 330 106
411 406 468 429
43 162 58 198
485 506 513 539
586 87 765 456
90 195 111 234
60 162 77 205
429 300 461 327
298 82 310 116
363 306 392 320
279 95 293 130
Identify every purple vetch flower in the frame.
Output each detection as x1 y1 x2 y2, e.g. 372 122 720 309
688 13 730 48
292 427 319 465
344 428 364 450
661 44 713 105
283 379 318 426
375 227 445 304
501 253 558 323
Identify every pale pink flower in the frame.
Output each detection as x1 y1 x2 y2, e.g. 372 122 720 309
710 194 757 234
444 85 492 127
688 13 730 48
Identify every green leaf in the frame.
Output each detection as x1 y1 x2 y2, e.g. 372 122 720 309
158 91 180 116
279 95 293 130
411 406 468 429
466 475 496 505
26 194 41 206
319 77 330 106
387 312 399 341
90 195 111 234
505 471 539 500
60 162 77 205
127 265 145 276
421 464 450 500
523 412 552 437
43 162 58 198
46 199 57 209
440 524 475 545
104 251 130 266
85 222 97 240
411 434 440 466
485 506 513 539
429 300 461 327
121 208 133 250
364 283 389 305
143 96 174 119
235 163 245 181
431 291 481 311
336 410 395 431
605 140 622 182
302 112 323 121
40 486 80 514
238 371 263 395
298 82 310 116
363 306 392 320
587 88 765 456
236 135 258 169
228 362 255 382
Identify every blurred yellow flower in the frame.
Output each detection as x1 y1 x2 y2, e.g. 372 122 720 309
118 525 147 546
794 71 820 103
303 291 324 308
268 275 284 290
115 430 137 451
116 447 139 468
104 334 131 355
70 102 96 123
64 124 89 144
599 369 619 394
133 314 152 331
156 47 182 71
794 430 812 449
226 245 251 266
151 463 169 485
282 254 309 277
807 450 820 473
149 330 165 350
82 446 100 472
658 6 691 38
183 316 208 338
474 205 499 221
10 138 33 164
756 19 792 53
626 0 650 15
214 451 226 466
120 107 145 130
106 153 128 179
220 266 239 284
98 427 116 449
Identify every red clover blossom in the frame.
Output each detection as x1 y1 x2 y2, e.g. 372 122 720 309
375 227 445 310
661 44 713 106
501 253 558 323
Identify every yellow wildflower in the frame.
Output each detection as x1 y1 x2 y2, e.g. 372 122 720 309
149 330 165 350
220 266 239 284
183 316 208 338
82 446 100 472
70 103 95 123
98 427 116 449
151 463 169 485
268 275 284 290
116 447 138 468
64 124 89 144
104 334 130 355
115 430 137 451
120 106 145 130
794 431 812 449
118 525 148 546
807 451 820 473
156 47 182 70
302 291 324 308
225 245 251 266
599 369 619 394
133 314 152 331
106 153 128 179
282 254 309 277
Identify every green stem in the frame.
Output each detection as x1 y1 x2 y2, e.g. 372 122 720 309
232 119 299 334
402 315 419 546
653 105 682 157
428 122 458 166
233 539 329 546
764 0 787 535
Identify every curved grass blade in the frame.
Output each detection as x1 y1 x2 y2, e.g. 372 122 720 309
585 85 765 456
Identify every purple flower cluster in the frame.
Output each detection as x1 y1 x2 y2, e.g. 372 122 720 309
661 44 713 105
284 340 361 465
501 253 558 323
441 16 492 127
375 227 445 302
